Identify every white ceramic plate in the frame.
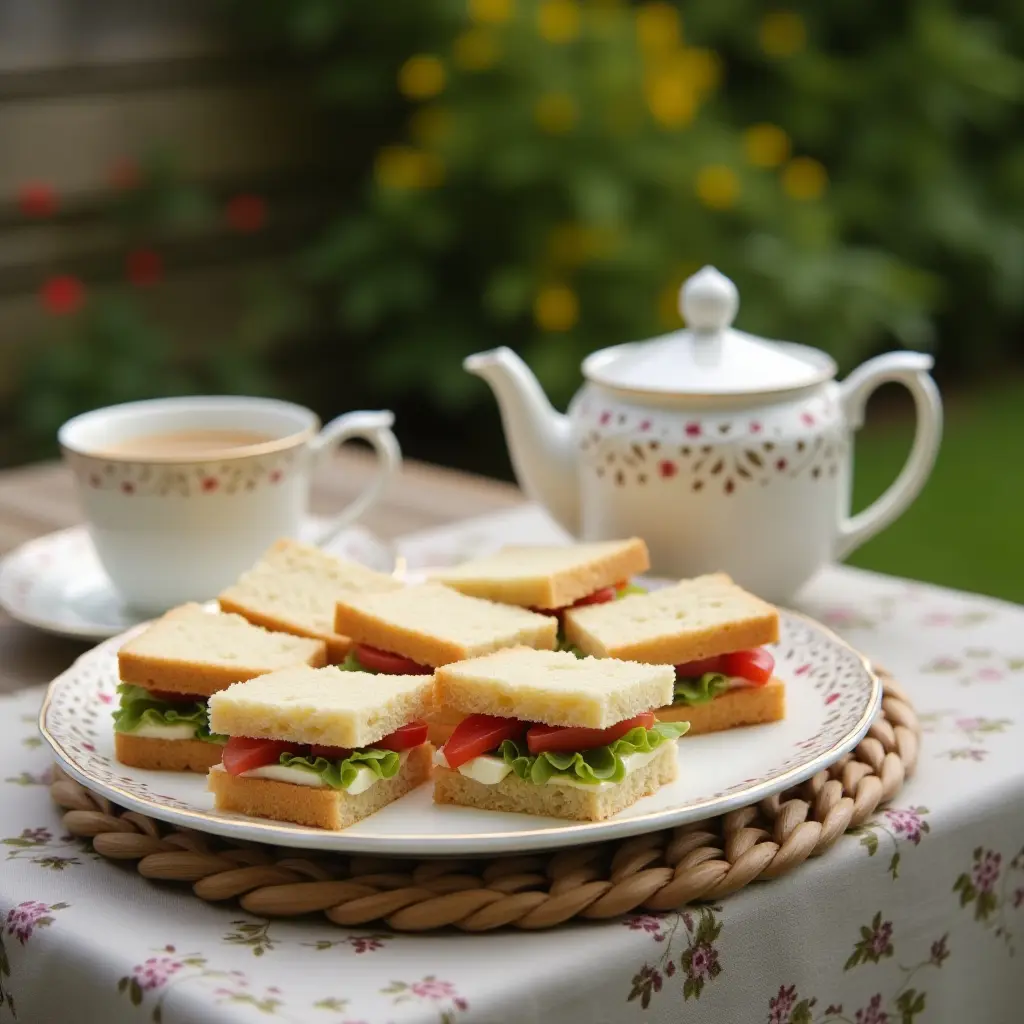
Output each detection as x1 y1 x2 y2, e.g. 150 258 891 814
0 523 395 641
39 608 879 856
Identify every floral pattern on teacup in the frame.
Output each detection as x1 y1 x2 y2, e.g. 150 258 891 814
64 448 300 498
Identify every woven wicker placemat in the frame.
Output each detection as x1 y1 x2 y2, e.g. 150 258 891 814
49 668 917 933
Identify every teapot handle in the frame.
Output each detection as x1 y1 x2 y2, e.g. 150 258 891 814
835 352 942 561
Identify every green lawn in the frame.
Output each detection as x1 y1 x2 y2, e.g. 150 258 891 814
847 379 1024 603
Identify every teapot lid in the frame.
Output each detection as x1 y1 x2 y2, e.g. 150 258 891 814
582 266 835 397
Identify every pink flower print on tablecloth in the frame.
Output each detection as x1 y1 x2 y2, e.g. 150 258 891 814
972 851 1002 894
624 914 666 939
768 983 796 1024
855 994 889 1024
4 901 66 944
884 808 927 845
845 913 894 969
382 976 469 1014
133 955 184 991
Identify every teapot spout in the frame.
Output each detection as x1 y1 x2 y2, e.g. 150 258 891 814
464 347 580 535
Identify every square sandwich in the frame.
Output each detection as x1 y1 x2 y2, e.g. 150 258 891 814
218 538 402 661
432 648 688 822
113 603 326 773
563 573 783 735
429 538 650 611
335 582 559 674
207 665 434 830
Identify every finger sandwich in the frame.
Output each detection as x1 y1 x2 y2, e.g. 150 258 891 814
113 603 327 773
563 573 784 735
428 538 650 612
218 538 402 661
207 665 434 830
432 648 687 822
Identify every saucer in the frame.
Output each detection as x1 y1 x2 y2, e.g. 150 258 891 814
0 520 395 642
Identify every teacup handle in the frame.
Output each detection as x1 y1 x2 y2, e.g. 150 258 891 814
308 410 402 548
835 352 942 560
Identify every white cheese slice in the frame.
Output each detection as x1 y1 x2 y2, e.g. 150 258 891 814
242 751 410 794
130 724 199 741
439 743 670 788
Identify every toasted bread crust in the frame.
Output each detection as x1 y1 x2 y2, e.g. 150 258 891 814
655 679 785 735
430 538 650 609
207 743 433 829
114 732 224 773
432 742 677 822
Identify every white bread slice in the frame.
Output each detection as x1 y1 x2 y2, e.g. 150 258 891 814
218 539 402 661
207 665 433 748
433 647 674 729
564 573 779 664
433 741 677 822
429 538 650 609
656 679 785 735
114 732 223 773
209 742 433 829
117 603 327 697
334 583 558 667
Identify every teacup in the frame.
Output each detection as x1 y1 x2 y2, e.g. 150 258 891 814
58 396 401 613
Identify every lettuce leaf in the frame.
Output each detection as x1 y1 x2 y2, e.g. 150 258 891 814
111 684 226 744
340 650 372 673
497 722 688 786
672 672 729 706
276 748 402 790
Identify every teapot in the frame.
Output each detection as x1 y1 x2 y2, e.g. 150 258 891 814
465 266 942 602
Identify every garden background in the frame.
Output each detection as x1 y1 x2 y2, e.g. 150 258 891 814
0 0 1021 600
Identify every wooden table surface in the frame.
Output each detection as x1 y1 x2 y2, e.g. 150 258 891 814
0 452 522 697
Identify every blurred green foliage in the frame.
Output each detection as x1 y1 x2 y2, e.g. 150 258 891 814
16 0 1024 451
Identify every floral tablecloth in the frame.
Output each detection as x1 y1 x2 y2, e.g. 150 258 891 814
3 505 1023 1024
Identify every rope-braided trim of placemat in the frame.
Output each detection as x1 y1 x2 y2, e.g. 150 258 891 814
49 670 918 933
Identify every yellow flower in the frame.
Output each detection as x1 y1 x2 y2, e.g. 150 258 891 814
534 92 578 134
548 224 617 264
782 157 827 200
409 106 453 148
375 147 446 191
453 27 499 70
537 0 580 43
695 165 739 209
644 71 697 128
397 55 446 100
743 123 790 168
635 3 682 54
468 0 513 24
677 47 721 96
534 284 579 332
758 11 806 58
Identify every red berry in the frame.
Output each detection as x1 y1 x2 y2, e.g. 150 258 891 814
126 248 163 287
40 276 85 315
110 158 141 191
18 182 58 218
225 194 267 234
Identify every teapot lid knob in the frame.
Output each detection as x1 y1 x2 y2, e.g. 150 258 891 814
680 266 738 332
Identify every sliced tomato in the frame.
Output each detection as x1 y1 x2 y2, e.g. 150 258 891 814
222 737 297 776
674 656 724 677
308 744 352 760
721 648 775 685
354 644 431 675
441 714 528 769
375 720 429 751
572 586 617 607
526 711 656 755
